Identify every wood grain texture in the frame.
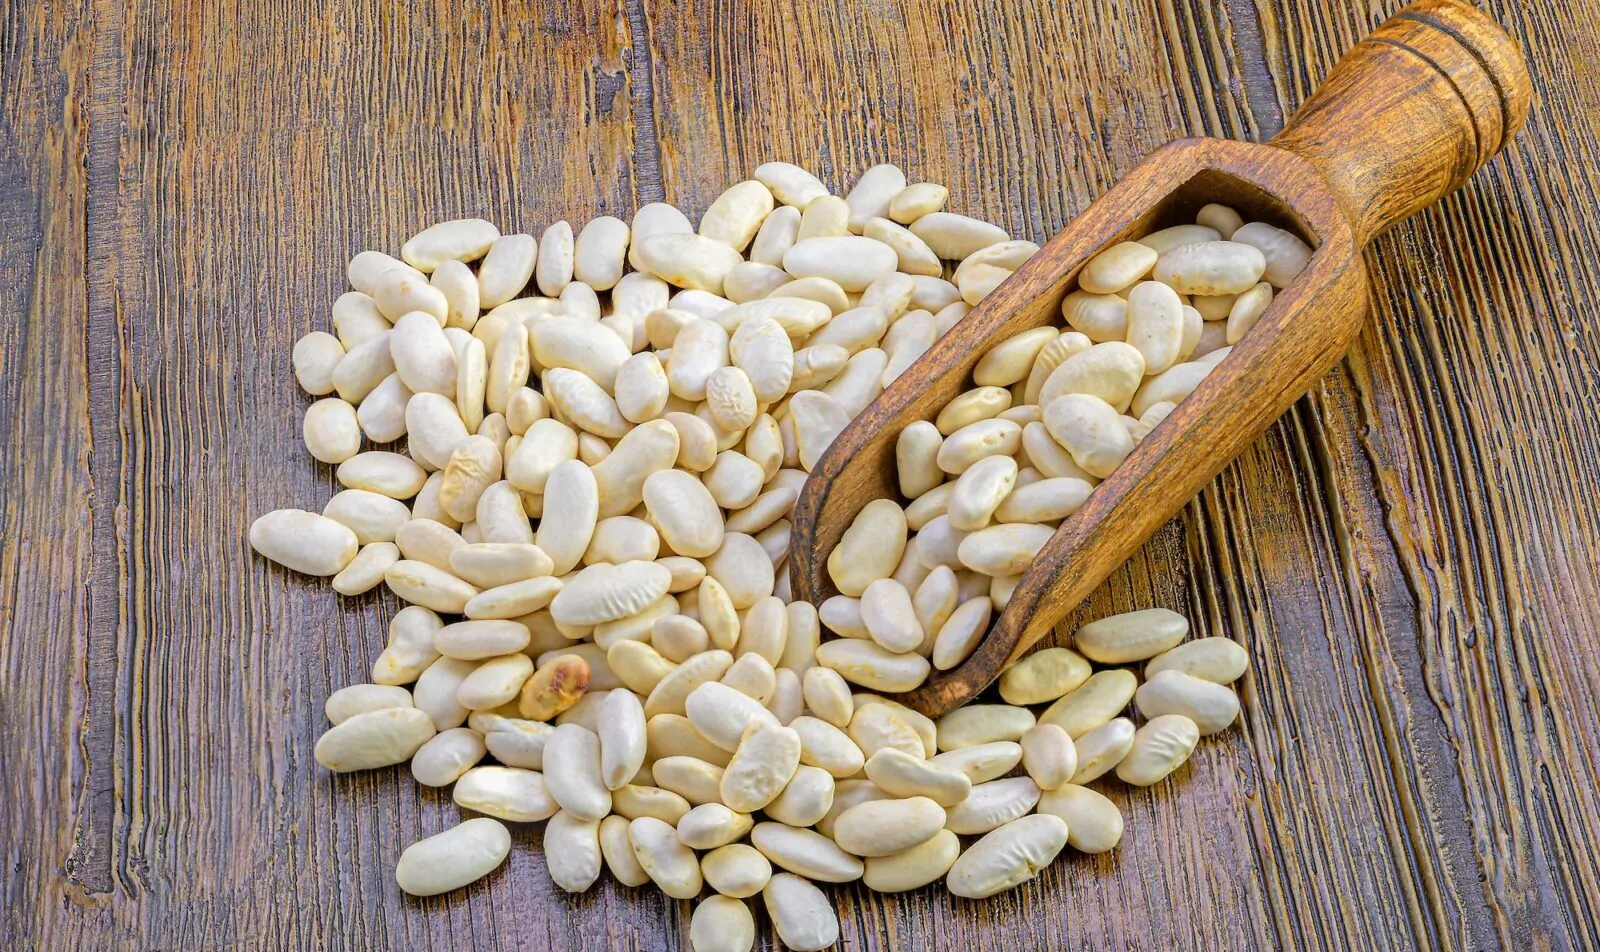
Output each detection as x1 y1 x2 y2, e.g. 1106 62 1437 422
0 0 1595 950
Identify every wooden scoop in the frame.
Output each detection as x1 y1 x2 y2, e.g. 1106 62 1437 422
789 0 1532 717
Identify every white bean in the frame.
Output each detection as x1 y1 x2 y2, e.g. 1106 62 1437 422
250 509 359 576
690 895 756 952
1075 607 1188 663
1038 783 1124 853
1116 714 1200 785
629 815 703 899
394 817 510 896
313 707 435 772
945 813 1067 898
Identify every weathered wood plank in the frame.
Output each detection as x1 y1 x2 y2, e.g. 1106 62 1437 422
1240 3 1600 948
0 0 110 946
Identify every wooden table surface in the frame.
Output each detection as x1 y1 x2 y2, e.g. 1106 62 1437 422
5 0 1598 948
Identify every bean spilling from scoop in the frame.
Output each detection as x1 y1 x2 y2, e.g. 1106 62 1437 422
253 162 1294 950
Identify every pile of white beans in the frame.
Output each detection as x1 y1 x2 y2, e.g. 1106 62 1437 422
253 161 1284 951
826 205 1312 689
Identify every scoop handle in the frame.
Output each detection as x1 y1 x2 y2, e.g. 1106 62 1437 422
1271 0 1531 246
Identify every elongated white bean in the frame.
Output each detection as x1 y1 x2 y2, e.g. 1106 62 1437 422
1146 637 1250 683
542 723 612 820
1038 783 1124 853
395 817 510 896
314 705 437 773
928 741 1022 784
763 873 840 952
945 813 1068 898
1231 221 1313 288
1135 669 1241 735
1075 608 1189 663
750 822 862 883
1116 714 1200 785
